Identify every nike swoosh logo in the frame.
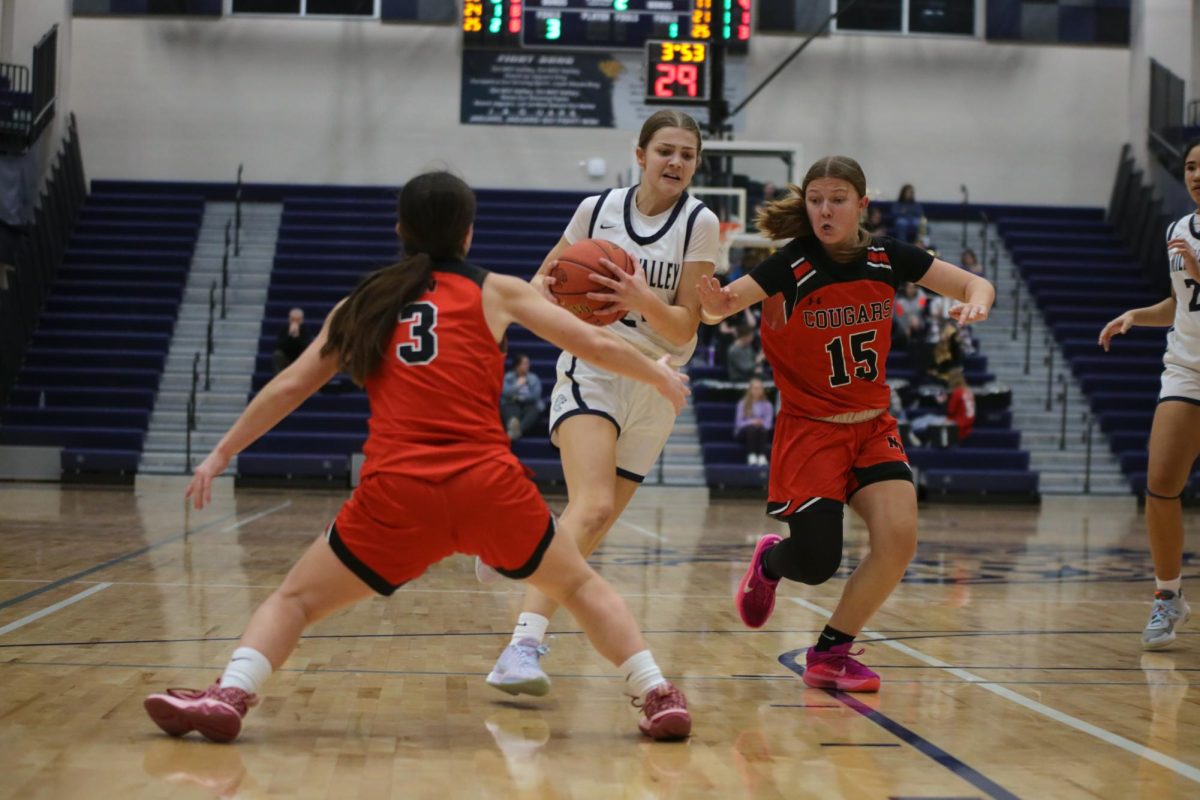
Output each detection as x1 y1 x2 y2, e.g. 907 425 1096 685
743 582 756 594
820 633 836 641
600 223 617 229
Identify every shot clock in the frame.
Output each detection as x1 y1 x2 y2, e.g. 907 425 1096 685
644 40 709 104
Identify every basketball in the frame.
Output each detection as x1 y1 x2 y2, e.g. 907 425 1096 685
548 238 639 326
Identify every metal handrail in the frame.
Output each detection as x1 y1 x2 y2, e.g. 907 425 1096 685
234 163 243 256
1082 414 1095 494
1057 375 1069 449
205 281 216 391
221 220 231 320
186 352 200 474
1023 311 1033 374
1011 279 1022 341
1044 337 1054 412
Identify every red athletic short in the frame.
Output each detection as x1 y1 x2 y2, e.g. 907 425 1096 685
767 411 912 513
328 457 553 595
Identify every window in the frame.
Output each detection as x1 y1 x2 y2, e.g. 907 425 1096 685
230 0 378 16
986 0 1130 46
759 1 979 38
74 0 221 15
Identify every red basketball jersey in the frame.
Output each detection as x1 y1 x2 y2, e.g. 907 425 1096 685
360 259 514 481
749 236 933 418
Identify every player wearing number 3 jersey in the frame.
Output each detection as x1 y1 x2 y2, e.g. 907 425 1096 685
143 172 694 744
697 156 995 692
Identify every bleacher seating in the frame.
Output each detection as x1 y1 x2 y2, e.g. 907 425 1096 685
997 207 1199 496
0 186 202 480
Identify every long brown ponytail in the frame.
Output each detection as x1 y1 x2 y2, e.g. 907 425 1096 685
754 156 873 258
321 171 476 384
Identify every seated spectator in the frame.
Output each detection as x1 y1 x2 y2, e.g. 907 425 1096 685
891 184 924 244
864 206 888 236
909 369 974 446
726 323 764 382
928 320 965 382
893 282 927 349
501 353 544 440
960 247 984 276
945 369 976 442
735 377 774 465
273 307 311 373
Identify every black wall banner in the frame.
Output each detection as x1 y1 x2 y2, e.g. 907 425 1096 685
460 50 617 128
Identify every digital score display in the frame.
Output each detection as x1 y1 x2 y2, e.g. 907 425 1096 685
644 40 708 104
462 1 750 52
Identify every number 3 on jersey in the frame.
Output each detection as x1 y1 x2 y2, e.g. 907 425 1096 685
824 330 879 387
396 302 438 365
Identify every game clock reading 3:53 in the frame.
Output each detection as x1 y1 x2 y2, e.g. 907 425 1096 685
644 40 709 104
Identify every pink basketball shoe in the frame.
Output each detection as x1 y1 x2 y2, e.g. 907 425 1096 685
635 682 691 741
802 644 881 693
735 534 782 628
144 683 259 743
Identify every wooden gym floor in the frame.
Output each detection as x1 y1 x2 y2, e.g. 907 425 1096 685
1 479 1197 799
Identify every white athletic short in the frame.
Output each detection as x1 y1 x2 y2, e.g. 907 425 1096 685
547 351 677 482
1159 362 1200 406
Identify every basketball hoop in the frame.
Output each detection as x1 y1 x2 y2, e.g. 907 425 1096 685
715 221 742 276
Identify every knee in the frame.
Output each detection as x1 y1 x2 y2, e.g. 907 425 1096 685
874 522 918 566
571 500 616 541
767 502 844 585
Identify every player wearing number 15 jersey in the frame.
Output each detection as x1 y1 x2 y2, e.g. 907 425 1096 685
697 155 994 693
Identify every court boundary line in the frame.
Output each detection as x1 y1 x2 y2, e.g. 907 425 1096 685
0 583 112 637
0 501 289 613
789 597 1200 785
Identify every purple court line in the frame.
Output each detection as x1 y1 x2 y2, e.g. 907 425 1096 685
778 649 1021 800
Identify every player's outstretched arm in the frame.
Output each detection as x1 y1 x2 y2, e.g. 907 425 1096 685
185 303 343 509
485 273 689 413
696 274 767 325
1098 295 1177 352
916 260 995 325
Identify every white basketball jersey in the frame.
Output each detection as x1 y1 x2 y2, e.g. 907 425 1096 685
563 186 719 366
1163 212 1200 371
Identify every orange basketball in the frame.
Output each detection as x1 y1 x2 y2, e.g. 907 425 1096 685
548 239 639 326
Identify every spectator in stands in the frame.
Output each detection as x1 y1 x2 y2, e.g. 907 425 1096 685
273 308 311 373
146 170 692 744
501 354 544 441
893 282 926 349
864 206 887 237
928 320 965 384
960 247 984 276
726 323 764 381
909 369 974 446
1097 136 1200 652
697 154 994 694
735 377 773 465
891 184 924 244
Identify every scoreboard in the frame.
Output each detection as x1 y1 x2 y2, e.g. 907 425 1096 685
461 1 750 52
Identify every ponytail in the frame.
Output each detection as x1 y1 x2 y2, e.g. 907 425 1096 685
321 253 434 385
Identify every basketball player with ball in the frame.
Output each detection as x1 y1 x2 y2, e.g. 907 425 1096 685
480 110 721 697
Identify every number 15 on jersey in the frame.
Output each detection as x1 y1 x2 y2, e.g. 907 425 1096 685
645 40 710 105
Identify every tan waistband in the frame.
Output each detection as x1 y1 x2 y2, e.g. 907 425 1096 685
813 408 886 424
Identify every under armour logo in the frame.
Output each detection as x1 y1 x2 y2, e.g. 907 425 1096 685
887 436 902 451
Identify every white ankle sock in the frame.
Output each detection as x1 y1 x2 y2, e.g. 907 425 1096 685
620 650 666 700
510 613 549 646
1156 577 1183 595
219 646 273 694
